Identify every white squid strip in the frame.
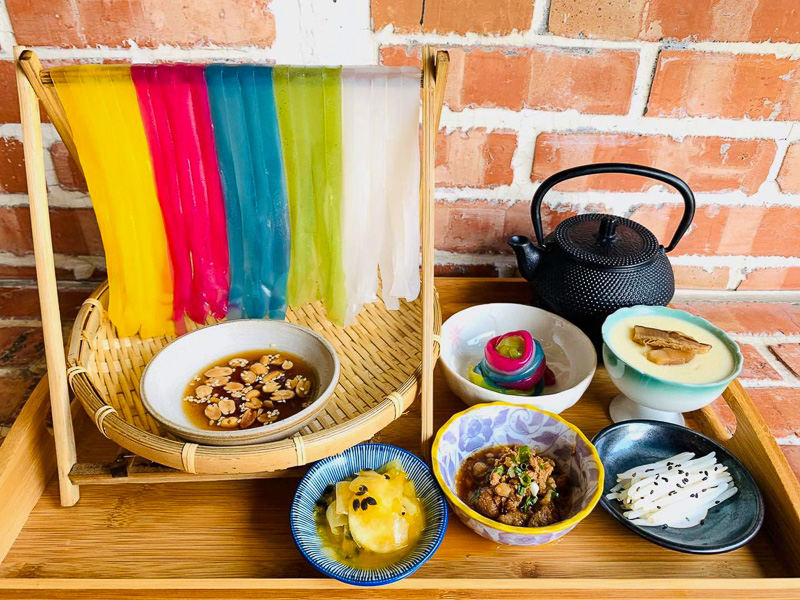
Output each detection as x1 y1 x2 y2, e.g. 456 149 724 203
621 467 728 504
627 465 721 502
628 472 732 508
643 481 731 523
615 452 695 481
625 453 717 487
609 451 738 529
624 477 733 518
630 467 730 504
634 487 739 528
626 473 732 511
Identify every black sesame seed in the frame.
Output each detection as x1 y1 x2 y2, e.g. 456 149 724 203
384 474 390 480
355 490 366 496
669 491 677 496
366 497 377 506
352 499 359 511
656 505 661 509
632 473 637 478
668 466 673 470
645 468 654 472
702 477 708 481
662 524 668 529
359 485 367 492
700 519 705 525
715 500 720 505
361 498 370 511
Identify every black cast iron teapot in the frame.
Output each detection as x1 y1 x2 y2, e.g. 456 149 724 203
508 163 695 350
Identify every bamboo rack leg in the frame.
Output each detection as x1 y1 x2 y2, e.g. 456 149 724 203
420 47 437 459
14 46 80 507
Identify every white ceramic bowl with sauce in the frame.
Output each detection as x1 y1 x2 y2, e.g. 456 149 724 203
439 303 596 413
140 320 340 446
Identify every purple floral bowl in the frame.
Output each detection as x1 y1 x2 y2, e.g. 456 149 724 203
432 402 603 546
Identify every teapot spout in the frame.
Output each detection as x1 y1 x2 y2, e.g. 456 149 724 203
508 235 542 282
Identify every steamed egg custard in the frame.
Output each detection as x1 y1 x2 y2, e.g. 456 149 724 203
314 460 426 569
608 315 735 385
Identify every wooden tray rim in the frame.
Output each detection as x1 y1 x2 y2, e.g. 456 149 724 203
0 576 800 594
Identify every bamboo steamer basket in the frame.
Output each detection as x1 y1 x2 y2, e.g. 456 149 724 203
66 282 441 475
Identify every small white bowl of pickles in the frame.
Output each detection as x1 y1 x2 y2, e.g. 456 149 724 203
439 303 596 413
140 319 340 446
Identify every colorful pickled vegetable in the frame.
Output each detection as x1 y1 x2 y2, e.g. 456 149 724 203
468 330 555 396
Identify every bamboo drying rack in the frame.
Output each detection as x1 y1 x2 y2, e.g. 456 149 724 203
13 45 451 507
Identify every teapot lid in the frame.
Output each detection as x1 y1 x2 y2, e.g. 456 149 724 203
554 214 660 268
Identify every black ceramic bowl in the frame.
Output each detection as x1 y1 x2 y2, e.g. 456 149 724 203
592 420 764 554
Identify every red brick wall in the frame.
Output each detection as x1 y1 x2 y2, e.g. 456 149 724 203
0 0 799 292
376 1 800 289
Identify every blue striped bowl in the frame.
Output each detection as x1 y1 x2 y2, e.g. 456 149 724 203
290 443 448 586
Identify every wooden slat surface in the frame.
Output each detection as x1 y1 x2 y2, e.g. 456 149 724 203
0 278 795 593
15 46 80 506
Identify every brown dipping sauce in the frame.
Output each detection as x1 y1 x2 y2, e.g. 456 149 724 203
456 444 572 528
183 350 317 431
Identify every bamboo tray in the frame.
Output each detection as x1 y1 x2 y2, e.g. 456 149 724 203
1 278 800 599
65 281 440 475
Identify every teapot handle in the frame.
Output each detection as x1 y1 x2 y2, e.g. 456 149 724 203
531 163 696 253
